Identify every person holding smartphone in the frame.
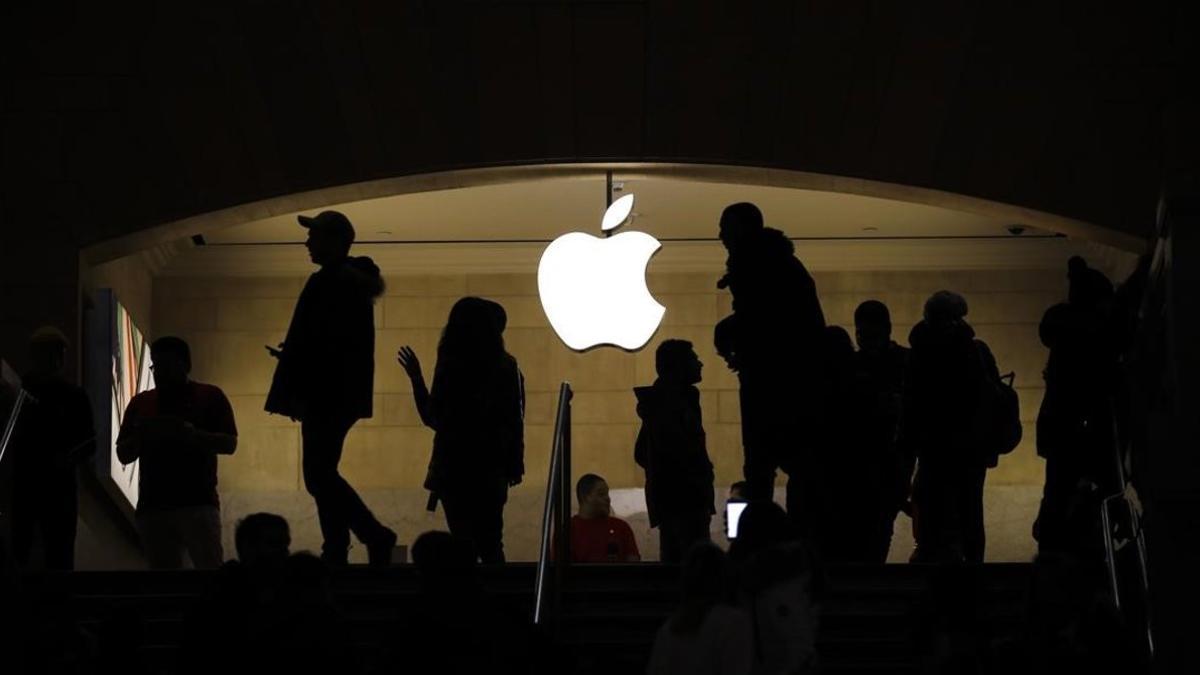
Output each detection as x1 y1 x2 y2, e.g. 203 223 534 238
634 339 716 563
117 337 237 569
724 481 749 541
264 210 396 566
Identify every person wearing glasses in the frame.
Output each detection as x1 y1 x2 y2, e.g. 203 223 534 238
117 336 237 569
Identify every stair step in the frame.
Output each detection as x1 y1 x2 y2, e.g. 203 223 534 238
30 562 1033 675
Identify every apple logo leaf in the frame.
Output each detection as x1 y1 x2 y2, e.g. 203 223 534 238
601 193 635 232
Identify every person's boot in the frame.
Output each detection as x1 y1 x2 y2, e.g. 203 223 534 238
367 528 398 567
320 544 349 567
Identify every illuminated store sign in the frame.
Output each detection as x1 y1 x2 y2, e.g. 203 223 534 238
537 194 665 351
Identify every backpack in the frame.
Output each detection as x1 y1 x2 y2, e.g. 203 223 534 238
972 341 1023 466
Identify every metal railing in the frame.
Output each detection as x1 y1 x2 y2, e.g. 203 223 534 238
533 382 573 627
0 376 35 470
1100 416 1155 659
1099 229 1166 661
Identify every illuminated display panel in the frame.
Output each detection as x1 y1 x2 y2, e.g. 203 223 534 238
87 290 154 512
110 301 153 508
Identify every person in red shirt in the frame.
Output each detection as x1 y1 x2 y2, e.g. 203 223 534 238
569 474 640 562
117 336 237 569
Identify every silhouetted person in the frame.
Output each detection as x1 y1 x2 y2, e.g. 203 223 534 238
727 500 793 566
188 543 358 675
647 543 753 675
397 530 536 675
563 474 640 562
989 552 1146 674
265 210 396 566
281 552 357 672
812 324 879 562
852 300 912 562
912 564 987 674
117 336 236 569
183 514 304 675
723 481 748 541
635 339 715 563
714 202 827 538
898 292 999 563
1 526 32 672
234 512 291 566
8 326 95 570
1033 257 1119 557
398 297 525 563
728 481 748 501
727 502 821 674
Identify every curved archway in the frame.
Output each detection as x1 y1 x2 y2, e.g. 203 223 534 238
83 162 1146 265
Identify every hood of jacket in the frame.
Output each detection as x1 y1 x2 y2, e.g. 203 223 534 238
343 255 385 299
908 318 976 354
758 226 795 259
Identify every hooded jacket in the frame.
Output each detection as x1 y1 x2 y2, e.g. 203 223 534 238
424 353 525 490
719 227 826 373
265 256 384 421
634 380 715 527
899 319 997 464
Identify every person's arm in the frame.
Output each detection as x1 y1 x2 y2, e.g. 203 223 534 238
115 400 141 465
397 346 436 429
506 366 526 486
894 361 919 512
975 340 1001 380
192 388 238 455
190 428 237 455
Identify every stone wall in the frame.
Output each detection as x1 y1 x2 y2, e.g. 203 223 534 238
147 267 1072 563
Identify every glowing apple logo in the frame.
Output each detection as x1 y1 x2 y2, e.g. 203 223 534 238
538 194 665 351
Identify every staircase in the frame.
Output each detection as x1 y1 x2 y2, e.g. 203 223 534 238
19 562 1031 674
558 562 1031 674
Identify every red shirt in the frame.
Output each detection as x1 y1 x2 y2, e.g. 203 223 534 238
117 381 237 512
569 515 640 562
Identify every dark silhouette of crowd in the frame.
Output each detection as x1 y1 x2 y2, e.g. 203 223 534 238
0 204 1153 674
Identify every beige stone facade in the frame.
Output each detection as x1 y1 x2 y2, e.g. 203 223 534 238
140 267 1082 563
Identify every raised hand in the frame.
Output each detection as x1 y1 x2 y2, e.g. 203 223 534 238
397 346 424 381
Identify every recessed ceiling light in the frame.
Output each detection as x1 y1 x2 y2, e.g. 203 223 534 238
862 226 878 232
376 230 392 236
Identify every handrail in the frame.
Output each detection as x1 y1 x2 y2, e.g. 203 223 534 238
1101 401 1157 660
0 386 35 470
534 382 572 627
1099 233 1166 660
1100 493 1123 608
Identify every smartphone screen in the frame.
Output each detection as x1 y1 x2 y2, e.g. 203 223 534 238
726 501 748 540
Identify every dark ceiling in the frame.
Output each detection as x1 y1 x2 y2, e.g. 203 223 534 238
1 1 1191 252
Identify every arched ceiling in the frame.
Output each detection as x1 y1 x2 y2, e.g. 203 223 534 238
203 174 1033 244
156 169 1136 278
2 1 1187 257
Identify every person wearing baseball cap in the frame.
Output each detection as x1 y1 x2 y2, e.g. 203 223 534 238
297 210 356 254
265 210 396 566
8 326 96 570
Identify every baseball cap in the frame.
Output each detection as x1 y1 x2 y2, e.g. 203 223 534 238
298 210 356 246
